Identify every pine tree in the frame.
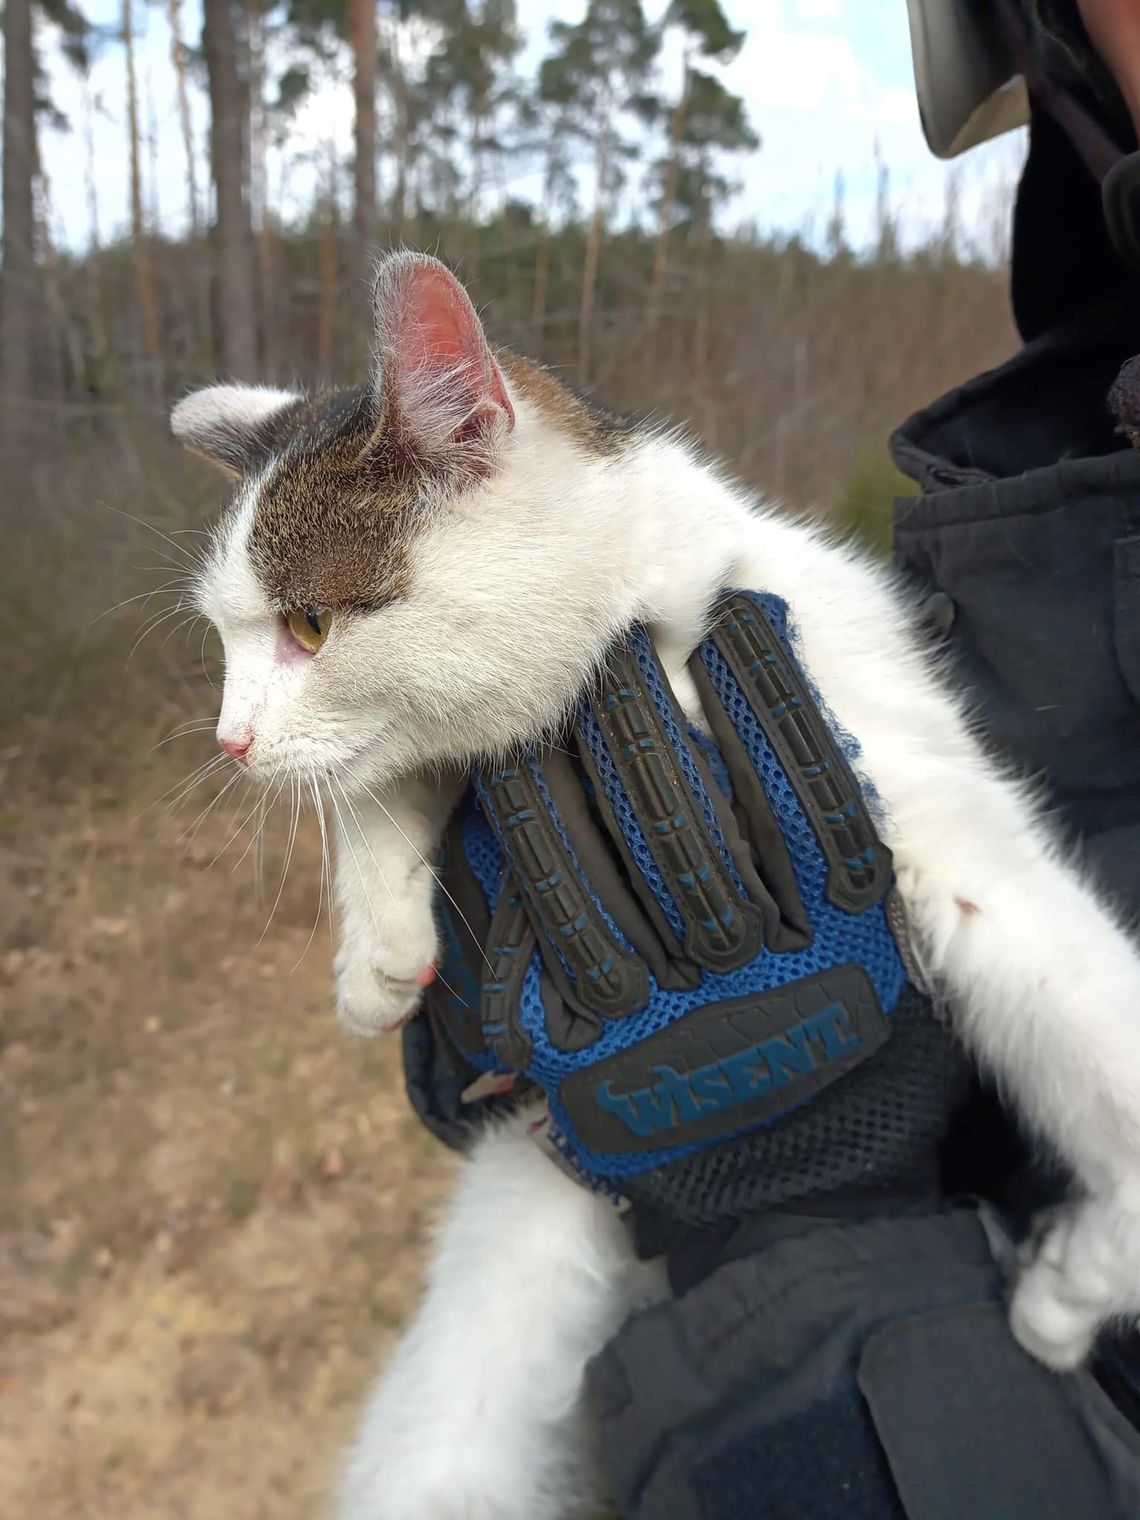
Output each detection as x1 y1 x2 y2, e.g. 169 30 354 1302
422 0 519 272
540 0 659 382
2 0 39 423
656 67 756 233
165 0 200 237
203 0 258 374
651 0 746 311
122 0 161 367
348 0 378 256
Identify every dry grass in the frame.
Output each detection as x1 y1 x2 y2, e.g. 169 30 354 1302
0 776 454 1519
0 232 1019 1518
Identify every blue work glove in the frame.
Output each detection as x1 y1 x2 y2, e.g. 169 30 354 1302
406 591 964 1219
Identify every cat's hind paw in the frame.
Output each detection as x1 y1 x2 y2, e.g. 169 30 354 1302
1009 1193 1140 1371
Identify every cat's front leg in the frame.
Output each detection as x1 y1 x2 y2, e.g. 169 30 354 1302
891 819 1140 1368
338 1117 648 1520
332 771 462 1037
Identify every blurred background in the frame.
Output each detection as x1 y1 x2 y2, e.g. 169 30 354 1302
1 2 1024 1516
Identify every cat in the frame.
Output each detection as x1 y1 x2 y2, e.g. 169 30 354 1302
173 250 1140 1520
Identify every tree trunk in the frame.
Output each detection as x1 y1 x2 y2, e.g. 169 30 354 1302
317 139 340 380
237 3 253 239
349 0 378 268
650 59 691 325
467 90 486 282
166 0 201 237
203 0 257 376
1 0 38 426
395 59 413 238
247 0 272 368
318 183 339 382
578 94 611 386
123 0 162 369
382 12 411 240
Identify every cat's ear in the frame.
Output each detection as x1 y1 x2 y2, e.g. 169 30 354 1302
370 252 514 478
170 384 303 477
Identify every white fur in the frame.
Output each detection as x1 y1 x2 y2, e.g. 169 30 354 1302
171 383 300 448
183 258 1140 1519
339 1112 663 1520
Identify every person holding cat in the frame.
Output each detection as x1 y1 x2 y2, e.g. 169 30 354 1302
578 1 1140 1515
169 1 1140 1517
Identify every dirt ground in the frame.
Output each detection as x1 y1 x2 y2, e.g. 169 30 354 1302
0 749 457 1520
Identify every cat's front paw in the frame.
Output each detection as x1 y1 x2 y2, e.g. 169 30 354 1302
334 908 439 1038
1010 1192 1140 1370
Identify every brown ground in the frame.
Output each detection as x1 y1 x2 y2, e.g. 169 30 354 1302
0 751 455 1520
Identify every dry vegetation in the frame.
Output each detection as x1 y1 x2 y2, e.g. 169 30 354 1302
0 229 1017 1518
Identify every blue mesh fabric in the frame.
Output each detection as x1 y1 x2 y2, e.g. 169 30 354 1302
458 795 504 907
445 594 910 1184
500 595 908 1183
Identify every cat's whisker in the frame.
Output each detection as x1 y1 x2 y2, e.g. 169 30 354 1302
179 767 246 850
325 783 383 941
253 779 280 904
135 752 229 820
131 597 189 643
329 778 461 999
332 777 399 909
91 579 190 626
199 623 218 688
162 715 218 736
97 500 206 571
291 778 332 972
126 599 191 668
149 727 217 754
150 717 219 753
327 778 464 1000
231 770 278 876
258 777 302 945
157 611 207 653
208 778 270 870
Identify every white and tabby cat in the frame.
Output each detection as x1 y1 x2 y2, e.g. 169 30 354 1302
174 252 1140 1520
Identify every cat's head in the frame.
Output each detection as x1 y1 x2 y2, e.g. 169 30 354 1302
174 252 635 793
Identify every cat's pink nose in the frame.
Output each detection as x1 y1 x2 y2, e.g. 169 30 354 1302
218 732 252 763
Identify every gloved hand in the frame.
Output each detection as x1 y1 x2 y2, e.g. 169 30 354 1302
404 590 966 1229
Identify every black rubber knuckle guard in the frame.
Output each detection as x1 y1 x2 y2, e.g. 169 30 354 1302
480 872 535 1069
592 650 763 971
712 594 892 914
482 764 649 1024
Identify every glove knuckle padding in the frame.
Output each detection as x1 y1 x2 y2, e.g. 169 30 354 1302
698 592 892 916
577 644 763 971
409 592 969 1227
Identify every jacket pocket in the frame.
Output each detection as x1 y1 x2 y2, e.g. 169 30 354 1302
1113 534 1140 707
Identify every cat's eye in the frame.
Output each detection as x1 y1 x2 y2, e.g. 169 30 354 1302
286 605 333 653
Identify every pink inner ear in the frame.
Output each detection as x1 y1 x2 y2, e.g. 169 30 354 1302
394 264 513 424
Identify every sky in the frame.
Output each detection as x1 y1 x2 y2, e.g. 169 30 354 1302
38 0 1028 256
